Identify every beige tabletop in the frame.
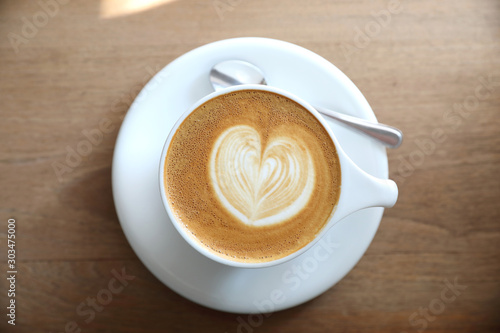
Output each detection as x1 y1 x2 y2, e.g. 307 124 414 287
1 0 499 332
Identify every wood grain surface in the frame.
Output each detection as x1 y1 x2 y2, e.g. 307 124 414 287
1 0 499 332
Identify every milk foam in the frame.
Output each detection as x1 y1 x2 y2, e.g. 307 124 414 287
209 125 315 226
165 90 341 263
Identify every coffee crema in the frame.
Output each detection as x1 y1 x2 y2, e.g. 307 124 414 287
164 90 341 263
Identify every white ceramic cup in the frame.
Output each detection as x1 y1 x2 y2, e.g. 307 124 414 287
159 84 398 268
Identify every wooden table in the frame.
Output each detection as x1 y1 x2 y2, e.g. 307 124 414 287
1 0 499 332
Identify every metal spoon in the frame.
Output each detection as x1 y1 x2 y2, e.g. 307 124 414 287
209 60 403 148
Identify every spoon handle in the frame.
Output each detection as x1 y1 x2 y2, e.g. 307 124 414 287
314 106 403 149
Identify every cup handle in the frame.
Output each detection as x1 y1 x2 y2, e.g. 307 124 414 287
331 157 398 224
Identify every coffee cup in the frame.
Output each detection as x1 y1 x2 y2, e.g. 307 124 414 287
159 85 398 268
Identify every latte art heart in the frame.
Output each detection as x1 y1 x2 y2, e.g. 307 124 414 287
210 125 316 226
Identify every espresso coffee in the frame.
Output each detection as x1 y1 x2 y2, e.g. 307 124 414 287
163 90 341 263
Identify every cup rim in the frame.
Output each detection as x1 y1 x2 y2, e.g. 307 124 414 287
159 84 346 269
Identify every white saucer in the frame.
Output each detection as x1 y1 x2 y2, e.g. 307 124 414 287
112 37 388 314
